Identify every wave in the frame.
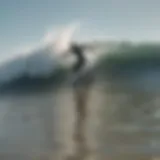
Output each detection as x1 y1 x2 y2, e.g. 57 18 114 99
97 42 160 74
0 47 58 81
1 41 160 93
0 45 68 93
0 40 108 93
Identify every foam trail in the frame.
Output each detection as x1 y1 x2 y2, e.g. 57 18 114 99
53 23 80 55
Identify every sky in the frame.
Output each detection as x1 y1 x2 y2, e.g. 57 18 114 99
0 0 160 57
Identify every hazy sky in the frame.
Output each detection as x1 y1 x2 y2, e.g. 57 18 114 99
0 0 160 56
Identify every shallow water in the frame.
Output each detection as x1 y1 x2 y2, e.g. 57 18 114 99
0 70 160 160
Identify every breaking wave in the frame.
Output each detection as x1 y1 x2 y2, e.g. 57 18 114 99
1 40 160 93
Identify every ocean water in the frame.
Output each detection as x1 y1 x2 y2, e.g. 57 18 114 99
0 42 160 160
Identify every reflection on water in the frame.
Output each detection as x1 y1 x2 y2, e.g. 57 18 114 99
0 71 160 159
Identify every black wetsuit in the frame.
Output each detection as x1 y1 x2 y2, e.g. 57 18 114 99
71 44 85 73
70 44 94 89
